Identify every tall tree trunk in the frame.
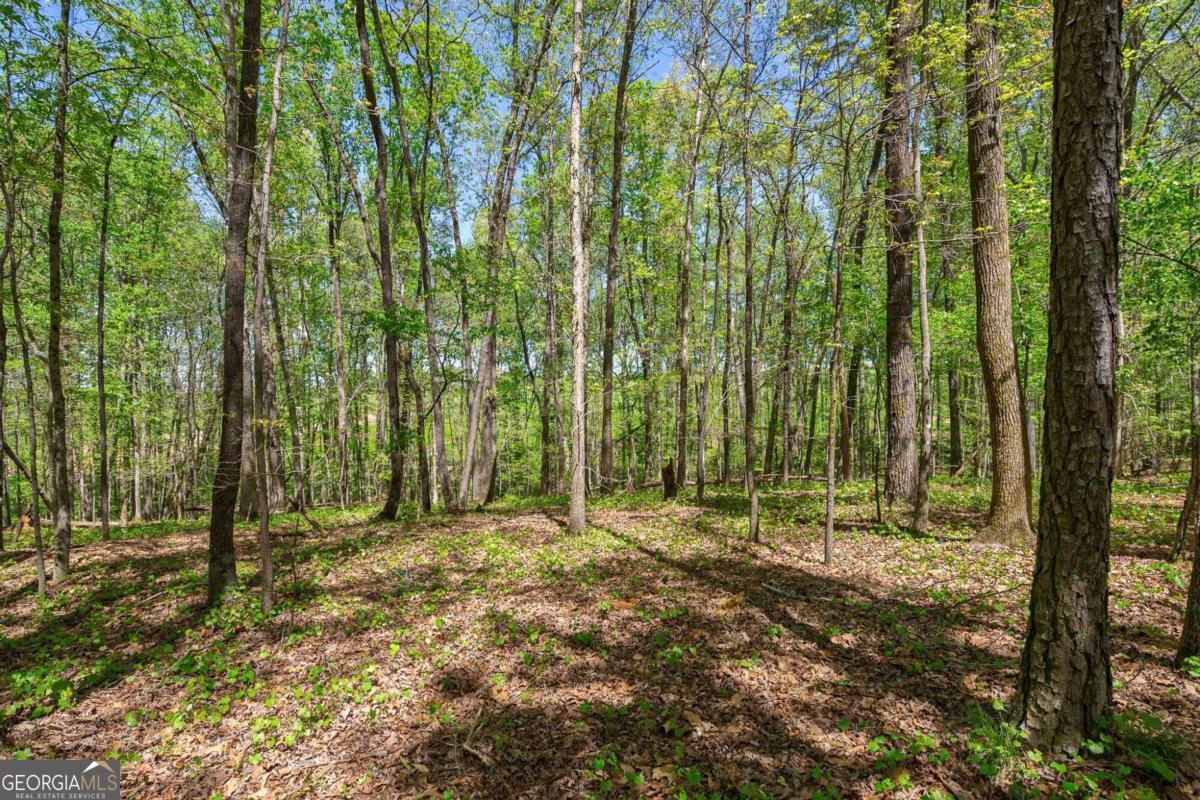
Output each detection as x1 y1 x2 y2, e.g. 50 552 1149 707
599 0 638 493
9 228 47 595
697 202 721 501
0 187 10 539
882 0 919 507
368 0 444 510
741 0 759 543
250 0 289 614
97 133 117 542
674 3 715 493
47 0 73 580
777 105 804 485
966 0 1033 544
208 0 262 605
912 86 933 535
323 138 350 508
721 187 733 486
351 0 405 520
568 0 588 533
539 145 561 495
1014 0 1120 749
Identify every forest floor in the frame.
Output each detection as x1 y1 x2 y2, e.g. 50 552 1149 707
1 477 1198 800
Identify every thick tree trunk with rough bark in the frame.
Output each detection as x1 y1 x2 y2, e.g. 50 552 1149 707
1014 0 1121 750
882 0 918 507
966 0 1033 545
208 0 262 604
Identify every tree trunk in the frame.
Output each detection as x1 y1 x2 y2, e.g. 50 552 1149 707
9 230 48 595
676 15 710 494
47 0 73 580
323 141 350 508
539 144 561 496
349 0 405 520
599 0 638 493
97 134 116 542
841 344 862 480
721 183 733 486
966 0 1033 545
208 0 262 604
912 85 933 536
250 0 290 614
882 0 918 508
741 0 759 542
697 203 721 501
1014 0 1120 749
567 0 588 533
1173 363 1200 560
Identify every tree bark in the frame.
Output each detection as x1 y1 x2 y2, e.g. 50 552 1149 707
882 0 919 507
966 0 1034 545
568 0 589 533
208 0 262 604
1014 0 1120 749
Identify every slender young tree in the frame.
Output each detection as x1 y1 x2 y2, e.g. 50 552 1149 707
1014 0 1121 749
97 126 119 542
208 0 262 605
965 0 1033 544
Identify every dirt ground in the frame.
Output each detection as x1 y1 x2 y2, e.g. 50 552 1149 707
2 479 1197 799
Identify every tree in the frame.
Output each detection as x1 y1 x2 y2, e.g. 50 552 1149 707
1014 0 1121 749
208 0 262 605
47 0 73 580
881 0 919 507
599 0 638 493
567 0 589 533
741 0 760 543
965 0 1033 545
